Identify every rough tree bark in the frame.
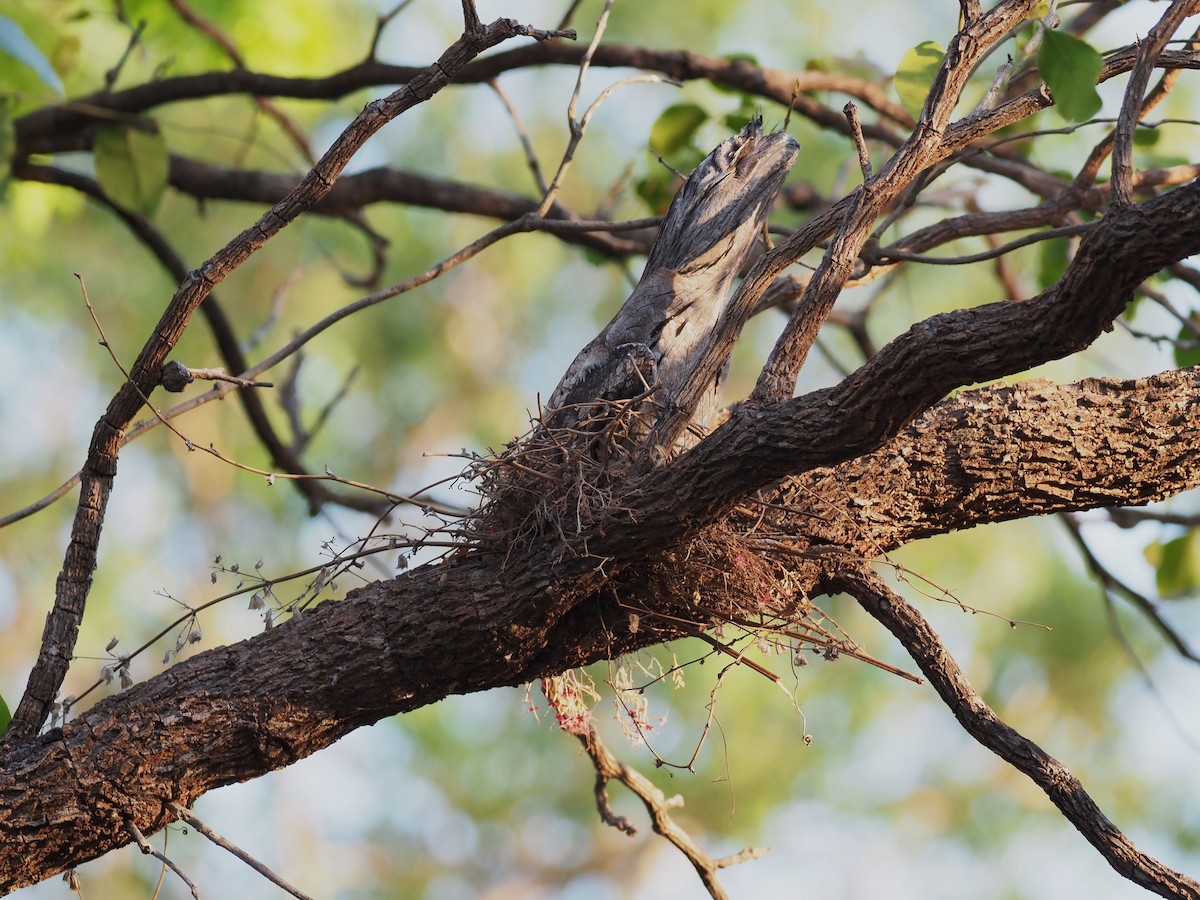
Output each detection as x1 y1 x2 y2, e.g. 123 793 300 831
4 0 1200 896
3 369 1200 893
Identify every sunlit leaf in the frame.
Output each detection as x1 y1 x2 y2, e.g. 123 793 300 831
51 35 81 82
0 15 64 96
1145 533 1200 599
1038 30 1103 122
94 123 169 215
894 40 944 121
0 692 9 735
648 103 708 156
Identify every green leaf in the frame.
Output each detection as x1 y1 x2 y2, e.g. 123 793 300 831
0 15 64 96
1133 127 1161 148
636 145 706 214
0 692 9 735
894 41 944 121
94 123 169 215
1035 235 1068 290
648 103 708 156
1146 533 1200 599
1038 30 1103 122
1175 316 1200 369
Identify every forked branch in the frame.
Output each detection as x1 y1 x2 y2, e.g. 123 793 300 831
579 727 766 900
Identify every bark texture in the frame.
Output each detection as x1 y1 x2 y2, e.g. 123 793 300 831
3 370 1200 892
6 2 1200 895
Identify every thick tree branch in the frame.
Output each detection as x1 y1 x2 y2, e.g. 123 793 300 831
766 369 1200 555
617 178 1200 555
833 566 1200 900
2 367 1199 890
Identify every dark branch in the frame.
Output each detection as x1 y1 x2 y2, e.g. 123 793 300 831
611 178 1200 558
165 157 653 257
834 566 1200 900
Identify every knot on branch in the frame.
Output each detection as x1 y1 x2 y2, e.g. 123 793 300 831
159 360 194 393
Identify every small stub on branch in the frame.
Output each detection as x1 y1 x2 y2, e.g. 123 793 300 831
159 360 194 392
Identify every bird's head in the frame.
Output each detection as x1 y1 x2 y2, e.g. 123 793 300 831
645 116 799 276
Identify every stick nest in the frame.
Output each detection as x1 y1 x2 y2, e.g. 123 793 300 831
457 400 867 666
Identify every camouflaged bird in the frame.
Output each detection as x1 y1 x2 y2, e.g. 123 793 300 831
545 117 798 453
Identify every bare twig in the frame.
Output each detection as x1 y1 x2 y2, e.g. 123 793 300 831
835 565 1200 900
843 101 871 181
1110 0 1200 206
170 804 315 900
752 1 1041 405
127 822 200 900
368 0 418 60
1059 514 1200 664
489 78 548 194
578 727 767 900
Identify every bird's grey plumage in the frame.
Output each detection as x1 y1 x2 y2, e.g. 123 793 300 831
546 118 799 453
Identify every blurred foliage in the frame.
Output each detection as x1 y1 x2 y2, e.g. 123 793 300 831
0 1 1199 898
894 40 944 121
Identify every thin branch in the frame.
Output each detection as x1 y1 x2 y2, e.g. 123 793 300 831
127 822 200 900
9 161 390 518
875 221 1095 266
843 101 871 181
1111 0 1200 206
751 1 1042 405
577 727 766 900
1074 34 1195 189
488 78 548 194
1058 513 1200 664
170 804 315 900
834 565 1200 900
